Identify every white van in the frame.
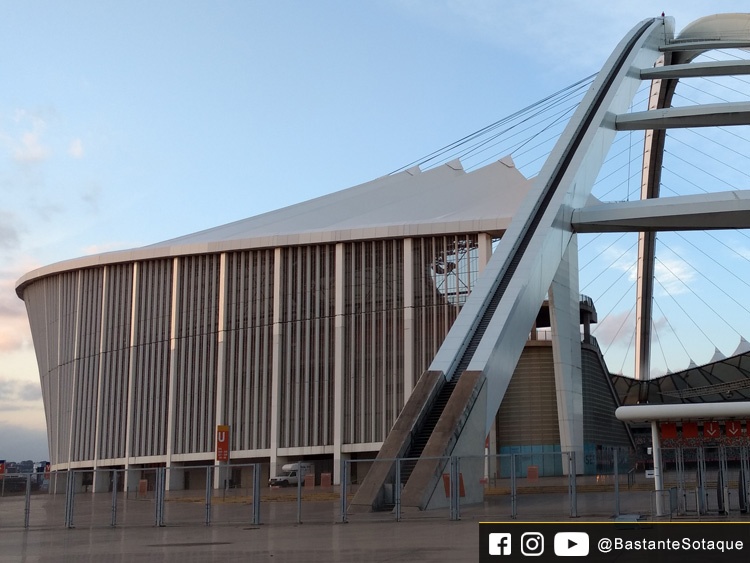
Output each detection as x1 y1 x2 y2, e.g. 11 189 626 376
268 462 314 487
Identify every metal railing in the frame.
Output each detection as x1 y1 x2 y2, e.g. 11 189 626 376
3 453 748 530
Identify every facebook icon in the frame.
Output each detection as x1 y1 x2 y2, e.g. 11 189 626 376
489 533 512 555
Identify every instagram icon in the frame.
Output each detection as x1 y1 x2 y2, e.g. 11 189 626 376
521 532 544 556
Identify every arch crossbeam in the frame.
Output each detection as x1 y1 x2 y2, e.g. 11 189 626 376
616 102 750 130
572 190 750 232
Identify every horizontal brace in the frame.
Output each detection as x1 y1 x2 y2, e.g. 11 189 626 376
616 101 750 130
661 40 750 52
641 60 750 80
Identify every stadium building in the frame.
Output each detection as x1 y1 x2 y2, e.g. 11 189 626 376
16 156 631 490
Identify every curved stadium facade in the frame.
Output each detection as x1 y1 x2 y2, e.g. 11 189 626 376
17 157 632 485
15 160 517 470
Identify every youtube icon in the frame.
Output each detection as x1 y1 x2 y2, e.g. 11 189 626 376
554 532 589 556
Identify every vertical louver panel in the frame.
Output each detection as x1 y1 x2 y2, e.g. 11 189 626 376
342 240 405 444
279 245 335 448
223 249 274 451
174 254 220 454
71 268 103 462
132 259 172 457
98 263 133 460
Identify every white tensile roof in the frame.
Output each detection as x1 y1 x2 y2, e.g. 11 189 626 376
16 156 531 295
150 156 530 249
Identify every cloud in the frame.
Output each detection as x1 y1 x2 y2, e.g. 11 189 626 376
0 376 40 403
0 211 22 250
68 138 84 158
654 256 694 296
13 130 49 162
0 258 39 353
4 112 51 163
592 309 634 351
0 421 48 462
81 182 102 210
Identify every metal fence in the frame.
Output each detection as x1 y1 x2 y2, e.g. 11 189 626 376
2 452 747 530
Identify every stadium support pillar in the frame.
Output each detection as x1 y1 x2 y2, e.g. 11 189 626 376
334 452 350 486
124 262 139 464
92 469 109 493
478 233 493 273
333 243 345 485
213 252 228 490
166 463 185 491
549 238 584 475
165 258 180 479
269 247 284 466
651 421 665 515
487 421 498 482
403 238 415 397
125 466 141 495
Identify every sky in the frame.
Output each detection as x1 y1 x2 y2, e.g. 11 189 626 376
2 1 749 462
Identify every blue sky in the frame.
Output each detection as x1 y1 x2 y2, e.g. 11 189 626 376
2 1 748 461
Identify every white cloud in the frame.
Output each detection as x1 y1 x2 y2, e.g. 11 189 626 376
654 256 694 296
12 130 49 162
68 138 84 158
0 211 22 249
0 258 40 353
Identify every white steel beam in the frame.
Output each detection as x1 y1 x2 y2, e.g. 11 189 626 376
641 59 750 79
572 190 750 232
616 102 750 130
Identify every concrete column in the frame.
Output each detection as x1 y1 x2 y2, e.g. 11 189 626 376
651 421 665 515
92 469 110 493
403 238 414 396
51 472 67 495
214 253 228 489
67 272 84 469
487 420 498 482
333 243 346 485
165 258 180 489
478 233 493 273
269 248 284 473
125 466 141 495
167 464 185 491
93 267 109 468
549 237 584 475
124 262 139 463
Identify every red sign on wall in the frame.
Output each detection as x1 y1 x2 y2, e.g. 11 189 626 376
216 425 230 462
660 422 677 439
682 422 698 438
0 460 5 475
703 421 720 438
726 420 743 437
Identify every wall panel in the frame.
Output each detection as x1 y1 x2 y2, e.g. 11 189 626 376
223 249 274 451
